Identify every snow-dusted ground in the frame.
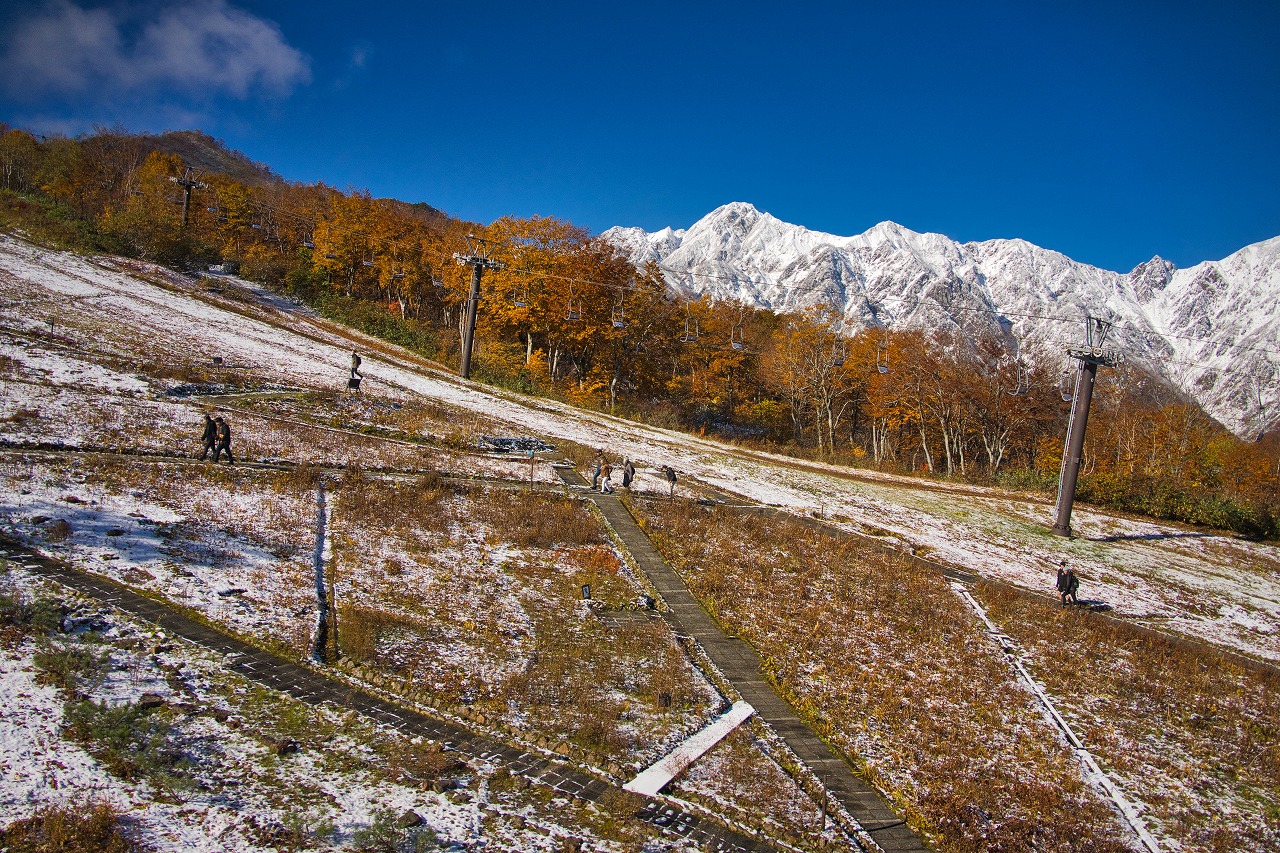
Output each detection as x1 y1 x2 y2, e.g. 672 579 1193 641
0 566 670 853
3 236 1279 852
2 235 1272 663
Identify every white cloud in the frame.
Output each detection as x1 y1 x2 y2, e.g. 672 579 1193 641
1 0 311 100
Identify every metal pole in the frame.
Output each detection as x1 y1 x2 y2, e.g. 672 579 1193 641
1052 359 1099 537
180 184 192 228
459 263 483 379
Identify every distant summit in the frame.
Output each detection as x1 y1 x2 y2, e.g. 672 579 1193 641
604 203 1280 439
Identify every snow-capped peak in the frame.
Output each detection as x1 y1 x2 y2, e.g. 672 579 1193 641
604 205 1280 438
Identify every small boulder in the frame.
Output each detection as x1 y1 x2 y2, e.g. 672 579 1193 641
137 693 166 711
396 810 424 829
105 528 126 537
29 515 51 525
274 738 300 757
44 519 72 542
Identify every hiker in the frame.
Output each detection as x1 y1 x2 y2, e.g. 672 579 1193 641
213 416 234 464
662 465 677 498
1056 560 1070 604
347 351 363 393
590 449 605 490
621 458 635 490
1064 567 1080 605
600 461 614 493
198 413 218 460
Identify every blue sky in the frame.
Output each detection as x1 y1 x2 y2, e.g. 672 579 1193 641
2 0 1278 272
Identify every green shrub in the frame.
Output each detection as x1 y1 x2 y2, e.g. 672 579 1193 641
33 640 108 692
351 808 437 853
62 700 191 792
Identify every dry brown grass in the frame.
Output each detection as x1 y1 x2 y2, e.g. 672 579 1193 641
978 582 1280 851
325 479 717 762
1 801 149 853
632 497 1134 853
469 489 601 549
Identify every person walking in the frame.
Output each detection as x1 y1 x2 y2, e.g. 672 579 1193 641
590 449 605 490
662 465 677 498
600 461 614 493
213 416 234 464
347 351 364 393
198 413 218 460
621 458 635 490
1064 567 1080 605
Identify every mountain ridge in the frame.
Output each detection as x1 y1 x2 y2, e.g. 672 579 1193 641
603 203 1280 439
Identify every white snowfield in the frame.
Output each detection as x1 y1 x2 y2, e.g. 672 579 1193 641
1 234 1278 665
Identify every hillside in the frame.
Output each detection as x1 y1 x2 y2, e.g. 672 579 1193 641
0 236 1277 851
605 203 1280 439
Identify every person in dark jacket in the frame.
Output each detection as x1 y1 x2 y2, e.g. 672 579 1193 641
1064 567 1080 605
1056 560 1070 604
621 458 635 489
198 413 218 460
662 465 677 498
213 416 234 464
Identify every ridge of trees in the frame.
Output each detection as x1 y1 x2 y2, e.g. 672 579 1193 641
2 124 1277 537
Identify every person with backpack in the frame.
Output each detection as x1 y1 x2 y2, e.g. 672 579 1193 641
198 413 218 460
213 416 234 464
621 458 635 490
1056 560 1070 605
662 465 677 498
1064 567 1080 605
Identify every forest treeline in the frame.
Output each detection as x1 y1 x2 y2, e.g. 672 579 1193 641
3 125 1277 537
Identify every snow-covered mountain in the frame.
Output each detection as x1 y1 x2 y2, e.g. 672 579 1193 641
603 202 1280 439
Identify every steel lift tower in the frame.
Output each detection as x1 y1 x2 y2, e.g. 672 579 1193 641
1052 316 1123 537
453 235 504 380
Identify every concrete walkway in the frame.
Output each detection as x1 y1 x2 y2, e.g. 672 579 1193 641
560 470 931 853
0 535 773 853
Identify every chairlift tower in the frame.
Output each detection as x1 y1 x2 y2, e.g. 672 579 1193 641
168 168 207 229
453 235 504 379
1052 316 1123 537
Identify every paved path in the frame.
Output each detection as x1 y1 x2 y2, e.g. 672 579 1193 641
558 470 931 853
0 535 775 853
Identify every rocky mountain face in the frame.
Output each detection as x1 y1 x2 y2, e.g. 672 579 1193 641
603 203 1280 439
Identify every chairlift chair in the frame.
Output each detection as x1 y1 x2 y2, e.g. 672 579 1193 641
730 325 745 351
680 304 699 343
566 298 583 321
832 339 847 368
513 283 528 308
1008 359 1029 396
612 303 627 329
1058 366 1074 402
875 340 891 374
